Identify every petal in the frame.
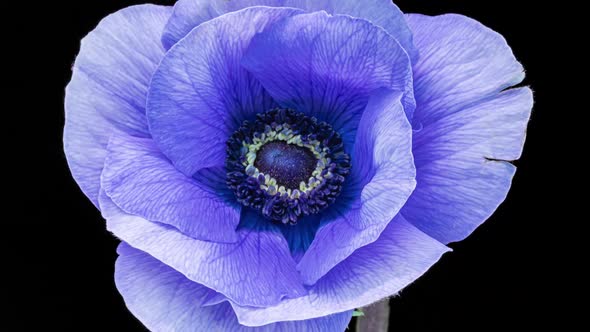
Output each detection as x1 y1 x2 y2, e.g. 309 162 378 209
147 6 302 177
162 0 417 61
242 12 414 151
116 243 353 331
101 133 240 243
279 214 321 263
296 89 416 285
406 14 525 128
404 88 533 244
231 215 449 326
403 14 532 243
64 5 172 206
100 192 306 307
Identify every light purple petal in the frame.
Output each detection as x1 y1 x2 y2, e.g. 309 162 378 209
297 90 416 285
100 192 306 307
147 7 302 178
116 243 352 331
241 11 414 151
101 133 240 243
404 88 533 243
64 5 172 206
162 0 417 61
407 14 525 128
403 14 532 243
231 215 449 326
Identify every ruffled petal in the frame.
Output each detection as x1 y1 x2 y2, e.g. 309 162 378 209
230 215 449 326
101 133 240 243
296 89 416 285
162 0 417 61
64 5 172 206
404 88 533 243
147 6 302 177
116 243 352 331
407 14 525 128
100 192 306 307
403 14 532 243
241 11 414 151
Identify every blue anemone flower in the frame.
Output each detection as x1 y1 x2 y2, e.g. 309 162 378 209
64 1 532 330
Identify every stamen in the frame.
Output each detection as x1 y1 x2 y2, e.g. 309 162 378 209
226 109 351 224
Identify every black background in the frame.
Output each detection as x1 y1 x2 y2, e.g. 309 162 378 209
22 0 564 331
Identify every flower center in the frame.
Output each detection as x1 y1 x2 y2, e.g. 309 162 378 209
254 141 317 189
226 109 351 224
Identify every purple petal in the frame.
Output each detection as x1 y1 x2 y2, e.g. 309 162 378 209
242 12 414 151
100 192 306 307
407 14 525 128
101 133 240 243
162 0 417 61
116 243 352 331
296 89 416 285
230 215 449 326
404 88 533 243
403 14 532 243
147 7 302 177
279 214 321 263
64 5 172 206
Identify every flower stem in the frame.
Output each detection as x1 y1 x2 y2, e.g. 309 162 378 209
355 300 390 332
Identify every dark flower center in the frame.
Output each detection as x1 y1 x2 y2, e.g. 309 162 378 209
226 109 351 225
254 141 317 189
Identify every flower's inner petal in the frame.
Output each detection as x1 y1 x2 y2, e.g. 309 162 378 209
229 215 449 327
402 14 532 244
295 89 416 285
64 5 172 206
162 0 417 62
100 191 306 307
279 214 321 263
147 7 303 178
241 11 414 153
115 242 353 331
101 133 241 243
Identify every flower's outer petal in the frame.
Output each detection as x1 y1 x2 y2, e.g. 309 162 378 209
404 88 532 244
403 14 532 244
101 133 240 243
64 5 172 207
147 7 302 178
162 0 417 61
407 14 525 128
296 90 416 285
115 243 353 331
241 12 415 151
99 192 306 307
230 215 449 326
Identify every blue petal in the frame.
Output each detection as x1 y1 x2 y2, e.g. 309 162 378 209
230 215 449 326
402 14 532 244
100 192 306 307
101 133 241 243
242 12 414 152
279 214 321 263
64 5 172 206
115 243 353 331
407 14 525 129
162 0 417 61
296 89 416 285
147 7 302 178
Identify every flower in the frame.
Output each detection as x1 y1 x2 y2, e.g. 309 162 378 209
64 0 532 330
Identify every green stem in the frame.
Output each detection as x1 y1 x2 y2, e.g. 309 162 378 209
355 300 390 332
